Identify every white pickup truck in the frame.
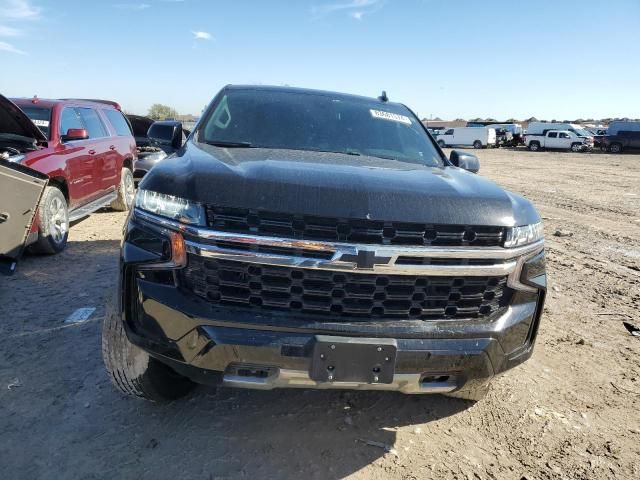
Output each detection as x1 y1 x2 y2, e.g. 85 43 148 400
524 130 593 152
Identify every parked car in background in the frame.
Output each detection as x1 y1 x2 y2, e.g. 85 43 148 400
5 95 136 254
487 124 523 146
526 122 593 138
0 158 48 274
468 122 524 146
127 114 155 148
102 85 546 404
524 129 593 152
589 129 608 149
602 121 640 153
131 120 185 183
437 127 496 149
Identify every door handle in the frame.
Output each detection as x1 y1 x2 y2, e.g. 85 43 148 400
109 145 116 150
88 149 96 155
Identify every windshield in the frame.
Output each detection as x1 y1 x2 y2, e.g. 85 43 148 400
18 106 52 139
198 89 443 167
572 128 592 137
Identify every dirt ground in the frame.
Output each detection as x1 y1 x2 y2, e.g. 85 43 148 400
1 148 639 480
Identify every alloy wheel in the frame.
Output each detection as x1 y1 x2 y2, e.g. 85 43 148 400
49 197 68 245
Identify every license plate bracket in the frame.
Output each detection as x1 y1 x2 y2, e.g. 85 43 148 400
309 336 397 384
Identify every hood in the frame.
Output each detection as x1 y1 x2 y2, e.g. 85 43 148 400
126 115 155 140
0 95 47 142
140 143 540 227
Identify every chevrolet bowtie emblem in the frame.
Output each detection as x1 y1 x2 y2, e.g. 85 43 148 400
340 250 391 269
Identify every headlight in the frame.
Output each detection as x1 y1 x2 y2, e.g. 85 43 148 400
3 153 25 163
504 222 544 248
143 151 168 163
135 189 205 226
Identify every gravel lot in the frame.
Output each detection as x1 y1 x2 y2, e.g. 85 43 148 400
1 148 639 479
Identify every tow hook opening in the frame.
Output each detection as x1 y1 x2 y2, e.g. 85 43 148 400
225 363 278 380
419 373 458 390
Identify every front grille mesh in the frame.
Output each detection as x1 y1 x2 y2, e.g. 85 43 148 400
181 255 510 321
206 206 506 247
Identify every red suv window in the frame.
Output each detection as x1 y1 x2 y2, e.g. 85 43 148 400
77 108 108 138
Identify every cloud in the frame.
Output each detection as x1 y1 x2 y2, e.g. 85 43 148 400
0 25 22 36
113 3 150 10
192 30 212 40
0 1 40 54
0 40 26 54
0 0 40 20
312 0 383 19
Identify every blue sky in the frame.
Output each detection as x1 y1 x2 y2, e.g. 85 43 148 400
1 0 639 120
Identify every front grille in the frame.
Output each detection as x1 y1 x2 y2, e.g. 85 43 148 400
181 255 510 321
206 206 506 247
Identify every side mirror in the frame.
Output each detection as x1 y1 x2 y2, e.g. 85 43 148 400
62 128 88 142
147 122 184 150
449 149 480 173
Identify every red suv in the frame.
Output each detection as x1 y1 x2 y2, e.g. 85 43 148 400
2 95 136 254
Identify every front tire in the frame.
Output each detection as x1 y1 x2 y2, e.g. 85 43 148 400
30 186 69 254
570 143 582 153
609 143 623 154
473 140 483 149
110 167 135 211
101 293 196 402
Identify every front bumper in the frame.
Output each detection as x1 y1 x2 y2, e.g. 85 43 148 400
118 212 546 395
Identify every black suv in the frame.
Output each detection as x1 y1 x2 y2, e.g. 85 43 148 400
102 86 546 402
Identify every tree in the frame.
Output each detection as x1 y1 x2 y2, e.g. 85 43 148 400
148 103 178 120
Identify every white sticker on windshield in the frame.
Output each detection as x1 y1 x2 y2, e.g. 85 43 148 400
370 109 412 125
32 119 49 127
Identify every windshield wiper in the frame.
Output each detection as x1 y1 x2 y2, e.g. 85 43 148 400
204 140 253 148
313 149 361 156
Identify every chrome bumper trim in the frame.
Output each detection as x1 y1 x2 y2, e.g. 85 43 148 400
222 369 457 394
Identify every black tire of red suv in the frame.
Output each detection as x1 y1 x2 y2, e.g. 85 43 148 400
110 167 135 211
30 186 69 254
101 292 196 402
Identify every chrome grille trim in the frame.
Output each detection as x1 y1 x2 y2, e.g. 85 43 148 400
134 209 544 286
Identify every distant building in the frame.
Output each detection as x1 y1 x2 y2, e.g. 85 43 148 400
422 119 467 130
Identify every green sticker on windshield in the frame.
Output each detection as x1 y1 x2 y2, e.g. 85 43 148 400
370 109 412 125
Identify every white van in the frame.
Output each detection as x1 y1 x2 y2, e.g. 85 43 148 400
526 122 592 138
436 127 496 149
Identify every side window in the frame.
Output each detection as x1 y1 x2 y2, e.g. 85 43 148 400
548 132 558 138
59 107 84 138
104 109 133 136
559 132 569 138
445 129 454 135
77 108 107 138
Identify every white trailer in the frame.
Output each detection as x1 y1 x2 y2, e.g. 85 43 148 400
436 127 496 149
